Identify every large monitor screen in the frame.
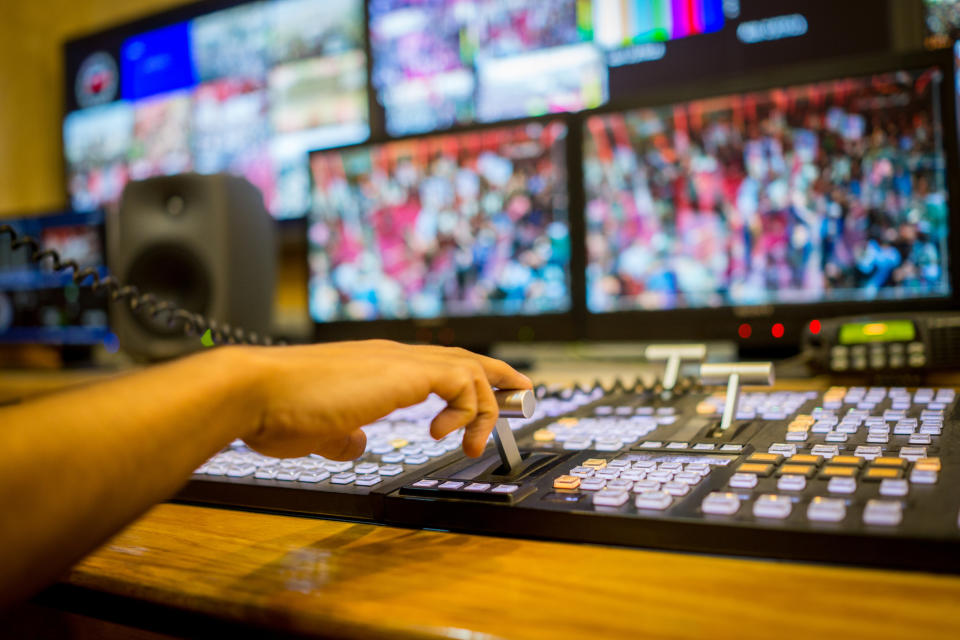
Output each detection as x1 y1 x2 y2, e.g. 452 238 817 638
63 0 368 219
0 211 111 345
369 0 891 137
307 120 570 323
583 67 952 314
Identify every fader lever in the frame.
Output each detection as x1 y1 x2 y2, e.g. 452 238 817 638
492 389 536 473
645 344 707 398
699 362 774 431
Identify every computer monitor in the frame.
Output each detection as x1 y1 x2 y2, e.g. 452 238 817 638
581 52 960 346
63 0 368 220
924 0 960 49
0 210 111 345
368 0 892 138
307 119 574 345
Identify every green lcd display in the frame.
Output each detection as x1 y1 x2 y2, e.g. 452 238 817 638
838 320 916 345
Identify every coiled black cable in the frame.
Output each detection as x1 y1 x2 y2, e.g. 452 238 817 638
1 223 276 347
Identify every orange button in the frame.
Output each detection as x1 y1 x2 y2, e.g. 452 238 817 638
747 453 783 464
583 459 607 469
873 457 907 468
864 467 902 480
915 458 941 472
787 454 823 465
787 423 811 432
737 463 774 477
553 475 581 490
556 417 579 426
831 455 864 467
821 466 858 477
697 401 718 415
779 464 815 478
533 429 556 442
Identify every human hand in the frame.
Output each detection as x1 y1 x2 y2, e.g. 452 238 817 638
232 340 532 461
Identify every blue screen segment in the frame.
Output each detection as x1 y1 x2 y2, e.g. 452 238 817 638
121 21 197 101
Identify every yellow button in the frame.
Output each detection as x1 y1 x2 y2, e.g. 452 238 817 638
553 475 581 490
583 459 607 469
787 454 822 465
556 417 579 426
747 453 783 464
390 438 409 449
533 429 556 442
793 414 815 424
873 457 907 468
915 458 941 472
787 423 810 432
737 463 773 476
831 455 864 467
821 466 858 477
696 401 718 415
780 464 815 478
865 467 902 480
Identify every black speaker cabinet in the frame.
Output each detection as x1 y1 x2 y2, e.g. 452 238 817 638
109 174 275 360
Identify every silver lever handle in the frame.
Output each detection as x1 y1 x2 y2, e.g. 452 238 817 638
699 363 774 431
491 389 536 472
645 344 707 396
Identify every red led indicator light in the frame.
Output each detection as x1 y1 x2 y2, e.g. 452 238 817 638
772 323 785 339
738 323 752 339
809 319 821 335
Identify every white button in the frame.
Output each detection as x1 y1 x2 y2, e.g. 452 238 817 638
254 467 279 480
879 478 909 496
811 444 840 459
595 469 621 480
298 470 331 483
226 464 256 478
639 441 663 449
580 478 606 491
593 490 630 507
648 471 674 483
673 472 702 485
464 482 491 492
635 491 673 510
632 479 661 493
379 464 404 476
666 442 689 449
786 431 809 442
411 478 438 488
827 477 857 494
404 454 430 464
854 446 883 460
702 492 741 515
491 484 519 494
324 461 353 472
753 494 792 519
899 446 927 461
275 469 301 481
608 459 631 468
908 433 932 445
355 462 379 474
909 469 938 484
438 481 464 490
632 461 657 470
662 482 690 496
619 469 647 481
729 473 758 489
768 443 798 456
807 497 846 522
777 474 807 491
659 462 683 472
720 444 744 452
693 443 716 450
863 499 902 526
355 474 382 487
825 432 848 443
330 472 356 484
569 466 595 478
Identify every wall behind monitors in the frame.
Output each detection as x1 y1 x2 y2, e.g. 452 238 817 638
63 0 368 219
368 0 894 138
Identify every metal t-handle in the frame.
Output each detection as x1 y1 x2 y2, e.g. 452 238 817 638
645 344 708 394
492 389 536 473
699 362 774 431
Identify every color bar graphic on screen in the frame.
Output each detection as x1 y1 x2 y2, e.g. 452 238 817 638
593 0 724 48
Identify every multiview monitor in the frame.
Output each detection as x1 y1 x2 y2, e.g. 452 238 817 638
63 0 368 219
307 119 573 344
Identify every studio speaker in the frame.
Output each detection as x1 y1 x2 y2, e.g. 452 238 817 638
108 174 275 360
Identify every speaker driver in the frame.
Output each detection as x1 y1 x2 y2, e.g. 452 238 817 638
124 242 211 336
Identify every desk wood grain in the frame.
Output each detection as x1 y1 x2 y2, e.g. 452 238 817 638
66 503 960 640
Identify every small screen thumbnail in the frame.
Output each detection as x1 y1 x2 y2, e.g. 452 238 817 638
584 68 952 314
925 0 960 49
308 120 571 322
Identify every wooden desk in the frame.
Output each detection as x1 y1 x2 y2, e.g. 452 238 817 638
28 503 955 639
4 368 960 638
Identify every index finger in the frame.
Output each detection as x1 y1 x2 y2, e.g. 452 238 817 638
426 346 532 390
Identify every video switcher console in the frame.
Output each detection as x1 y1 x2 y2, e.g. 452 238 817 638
178 346 959 572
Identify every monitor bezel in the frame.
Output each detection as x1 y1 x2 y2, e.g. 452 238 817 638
577 49 960 347
306 113 582 347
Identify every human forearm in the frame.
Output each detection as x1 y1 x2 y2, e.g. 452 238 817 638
0 347 260 607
